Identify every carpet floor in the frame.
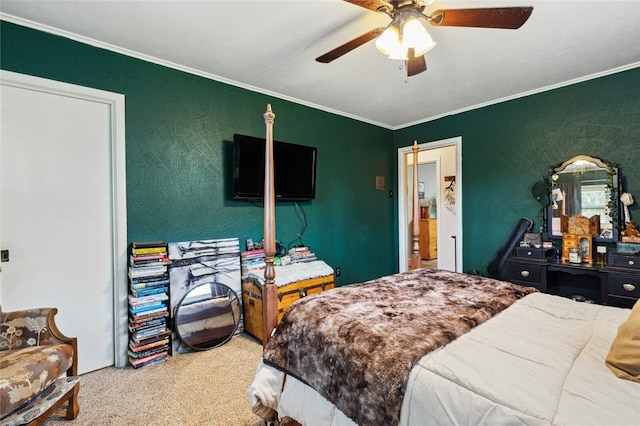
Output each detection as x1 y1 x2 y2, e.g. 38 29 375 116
47 334 265 426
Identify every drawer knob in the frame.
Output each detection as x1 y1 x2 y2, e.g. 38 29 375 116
520 270 530 277
623 283 636 292
527 251 532 256
628 260 635 266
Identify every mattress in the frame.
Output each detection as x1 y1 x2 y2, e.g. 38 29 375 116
248 292 640 425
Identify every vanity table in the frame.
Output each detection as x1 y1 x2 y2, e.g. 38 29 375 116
505 249 639 308
504 154 639 308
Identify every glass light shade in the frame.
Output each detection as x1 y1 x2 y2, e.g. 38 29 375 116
402 18 436 57
375 25 401 56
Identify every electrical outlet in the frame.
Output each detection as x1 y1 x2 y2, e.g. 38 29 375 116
335 266 341 277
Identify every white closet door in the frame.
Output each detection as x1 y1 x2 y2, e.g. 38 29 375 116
1 76 120 373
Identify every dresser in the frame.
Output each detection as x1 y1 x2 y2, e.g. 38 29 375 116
419 219 437 260
505 248 639 308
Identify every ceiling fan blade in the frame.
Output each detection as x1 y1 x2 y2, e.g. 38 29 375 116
343 0 391 13
316 28 384 63
429 7 533 29
406 48 427 77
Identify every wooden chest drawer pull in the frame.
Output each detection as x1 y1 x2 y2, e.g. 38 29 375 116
520 270 530 277
527 251 533 256
299 288 307 298
628 260 635 266
623 283 636 292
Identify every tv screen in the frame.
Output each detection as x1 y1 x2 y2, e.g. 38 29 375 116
232 134 317 201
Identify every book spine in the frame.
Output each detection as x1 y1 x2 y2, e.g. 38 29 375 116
130 276 170 287
128 266 168 279
131 241 166 249
129 321 166 333
131 253 168 261
132 246 168 255
131 287 167 297
129 351 168 367
130 257 170 266
129 305 167 315
130 355 167 369
129 337 170 352
128 293 169 304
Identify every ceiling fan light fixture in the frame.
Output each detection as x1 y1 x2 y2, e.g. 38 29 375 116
375 11 435 60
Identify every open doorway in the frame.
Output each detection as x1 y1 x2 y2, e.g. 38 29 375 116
398 137 462 273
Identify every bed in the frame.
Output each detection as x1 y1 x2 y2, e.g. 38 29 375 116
247 105 640 425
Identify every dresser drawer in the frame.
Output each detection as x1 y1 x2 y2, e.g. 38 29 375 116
609 253 640 270
607 273 640 299
505 261 545 291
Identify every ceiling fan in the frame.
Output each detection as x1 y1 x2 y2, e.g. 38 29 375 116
316 1 533 77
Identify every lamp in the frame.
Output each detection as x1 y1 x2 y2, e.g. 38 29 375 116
375 10 436 60
551 188 564 210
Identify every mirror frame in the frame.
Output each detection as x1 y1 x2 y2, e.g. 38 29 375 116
173 282 240 351
543 155 621 243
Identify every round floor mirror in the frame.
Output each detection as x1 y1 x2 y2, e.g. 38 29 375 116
173 282 240 351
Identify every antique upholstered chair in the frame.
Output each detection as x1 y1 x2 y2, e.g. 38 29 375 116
0 307 79 425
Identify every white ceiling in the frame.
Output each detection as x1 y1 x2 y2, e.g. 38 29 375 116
2 0 639 129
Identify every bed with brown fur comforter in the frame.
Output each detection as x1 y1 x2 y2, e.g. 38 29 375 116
261 268 536 426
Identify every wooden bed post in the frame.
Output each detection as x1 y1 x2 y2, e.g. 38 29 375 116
262 104 278 347
409 140 421 270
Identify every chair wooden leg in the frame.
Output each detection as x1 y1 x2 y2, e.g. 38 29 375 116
65 382 80 420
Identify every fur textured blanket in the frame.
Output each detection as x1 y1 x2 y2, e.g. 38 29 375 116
263 268 537 426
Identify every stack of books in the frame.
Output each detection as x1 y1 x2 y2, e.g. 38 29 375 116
128 241 171 369
240 248 265 277
288 246 317 264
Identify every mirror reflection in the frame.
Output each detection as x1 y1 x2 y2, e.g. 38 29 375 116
548 155 617 240
174 282 240 351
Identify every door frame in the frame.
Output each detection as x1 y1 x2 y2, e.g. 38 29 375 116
398 137 462 272
0 70 128 367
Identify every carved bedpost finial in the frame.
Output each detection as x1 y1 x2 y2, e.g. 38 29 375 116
264 103 275 122
410 140 421 270
262 103 278 347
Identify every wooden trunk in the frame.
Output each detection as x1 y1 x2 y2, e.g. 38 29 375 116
242 274 334 343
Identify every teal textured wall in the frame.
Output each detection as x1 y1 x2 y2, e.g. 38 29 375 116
0 21 395 285
3 21 639 280
393 68 640 274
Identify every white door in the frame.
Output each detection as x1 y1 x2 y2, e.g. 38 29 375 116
0 71 127 373
398 137 462 273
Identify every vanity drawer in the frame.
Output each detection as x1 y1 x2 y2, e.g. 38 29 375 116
608 273 640 299
609 253 640 270
607 295 638 309
505 260 545 291
513 247 554 260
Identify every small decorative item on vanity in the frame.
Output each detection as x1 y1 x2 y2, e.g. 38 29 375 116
562 233 593 264
561 214 594 264
597 246 607 266
569 247 582 264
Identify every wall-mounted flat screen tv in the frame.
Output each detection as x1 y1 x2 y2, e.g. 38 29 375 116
232 134 317 201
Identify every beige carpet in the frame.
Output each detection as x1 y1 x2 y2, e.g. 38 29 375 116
47 334 265 426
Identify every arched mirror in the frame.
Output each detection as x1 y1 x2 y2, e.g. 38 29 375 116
545 155 620 242
173 282 240 351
